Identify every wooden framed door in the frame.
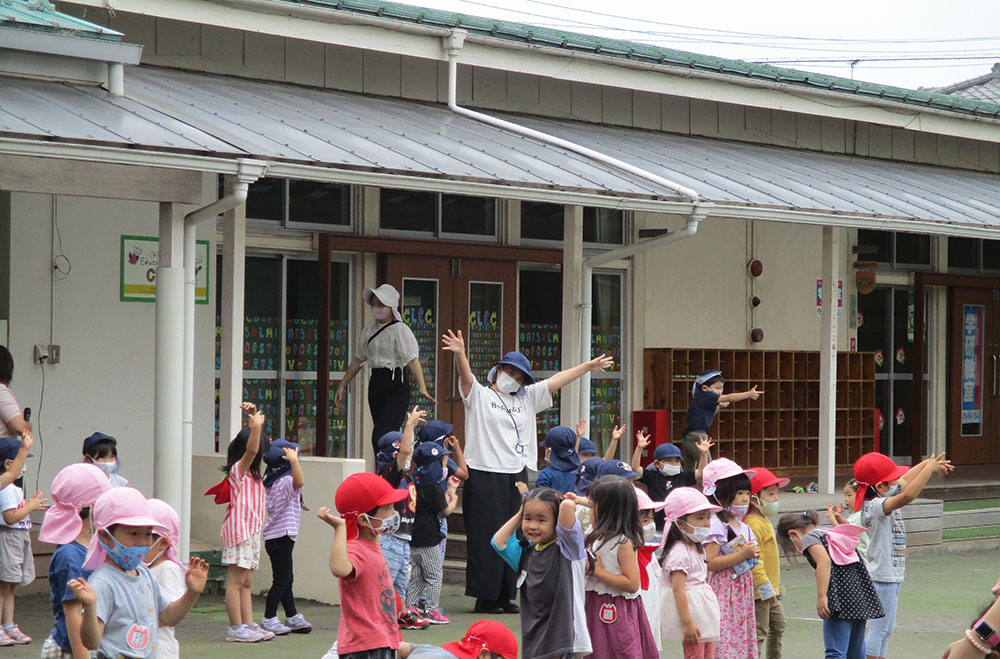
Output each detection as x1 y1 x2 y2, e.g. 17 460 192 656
949 287 1000 464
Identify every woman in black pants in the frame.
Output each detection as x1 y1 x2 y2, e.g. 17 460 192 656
335 284 435 456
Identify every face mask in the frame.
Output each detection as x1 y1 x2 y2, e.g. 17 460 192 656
362 511 401 536
658 463 681 477
372 306 390 321
92 460 117 476
755 497 780 518
676 520 710 544
99 532 148 571
886 484 902 497
142 545 166 568
728 504 749 520
495 372 521 395
642 521 656 544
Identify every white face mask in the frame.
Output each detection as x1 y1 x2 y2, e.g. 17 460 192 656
372 306 390 321
677 520 710 544
658 463 681 477
362 511 401 536
495 371 522 395
93 460 117 475
642 521 656 544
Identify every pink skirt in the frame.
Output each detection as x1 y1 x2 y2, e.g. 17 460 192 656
705 570 758 659
583 592 659 659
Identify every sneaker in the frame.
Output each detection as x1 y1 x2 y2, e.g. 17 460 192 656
226 624 261 643
425 609 450 625
260 617 291 635
2 625 29 644
285 613 313 634
249 623 275 641
473 599 502 614
0 629 14 647
499 601 520 614
398 607 430 630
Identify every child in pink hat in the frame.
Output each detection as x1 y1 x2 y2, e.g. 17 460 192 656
38 462 110 657
701 459 760 659
66 487 209 659
659 486 722 659
145 498 186 659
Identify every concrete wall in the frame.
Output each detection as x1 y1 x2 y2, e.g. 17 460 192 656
5 191 217 495
190 454 366 605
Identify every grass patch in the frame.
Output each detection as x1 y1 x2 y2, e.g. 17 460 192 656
942 525 1000 541
943 498 1000 512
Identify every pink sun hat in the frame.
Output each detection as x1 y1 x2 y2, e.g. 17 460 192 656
39 463 112 546
702 458 756 497
83 487 159 570
146 498 184 570
634 487 665 512
662 487 722 524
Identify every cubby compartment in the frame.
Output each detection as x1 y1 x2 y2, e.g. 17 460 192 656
836 381 848 409
720 351 735 378
779 410 795 437
748 440 765 468
764 351 780 381
672 350 688 377
764 410 779 439
718 410 735 440
779 352 796 380
848 382 862 409
807 353 821 380
749 351 765 381
779 381 795 409
703 350 720 372
764 440 780 469
749 411 765 439
734 352 750 380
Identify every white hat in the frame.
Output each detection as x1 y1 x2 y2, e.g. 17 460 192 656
363 284 402 322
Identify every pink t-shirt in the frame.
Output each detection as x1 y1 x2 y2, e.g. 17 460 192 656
220 464 265 549
337 538 400 654
660 541 709 589
0 384 21 437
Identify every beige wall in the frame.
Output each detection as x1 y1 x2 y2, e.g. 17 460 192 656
191 454 366 605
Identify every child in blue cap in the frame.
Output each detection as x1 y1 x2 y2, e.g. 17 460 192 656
640 435 714 531
682 370 762 471
536 426 580 494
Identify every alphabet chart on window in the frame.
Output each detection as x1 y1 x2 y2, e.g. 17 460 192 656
468 283 503 384
403 279 438 410
285 318 350 373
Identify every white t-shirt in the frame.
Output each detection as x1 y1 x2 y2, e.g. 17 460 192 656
355 321 419 371
0 384 21 438
461 379 552 473
148 560 186 659
0 484 29 529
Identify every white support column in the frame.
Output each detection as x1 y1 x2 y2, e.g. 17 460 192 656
154 203 185 511
218 186 247 451
560 206 583 428
928 235 948 455
818 226 840 494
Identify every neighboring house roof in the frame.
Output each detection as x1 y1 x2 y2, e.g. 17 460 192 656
0 0 123 41
930 63 1000 104
279 0 1000 120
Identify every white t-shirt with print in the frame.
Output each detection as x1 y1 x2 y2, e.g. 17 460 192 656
0 484 29 529
461 380 552 473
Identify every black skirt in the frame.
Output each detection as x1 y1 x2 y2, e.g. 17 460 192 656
807 535 885 620
462 467 525 601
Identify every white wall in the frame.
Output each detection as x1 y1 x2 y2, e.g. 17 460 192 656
8 192 218 496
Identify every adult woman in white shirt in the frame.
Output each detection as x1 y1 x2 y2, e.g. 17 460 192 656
335 284 435 456
441 328 612 613
0 347 30 439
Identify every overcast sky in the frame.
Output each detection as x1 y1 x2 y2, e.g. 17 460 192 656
408 0 1000 91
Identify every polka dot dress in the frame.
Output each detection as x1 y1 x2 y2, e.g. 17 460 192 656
805 532 885 620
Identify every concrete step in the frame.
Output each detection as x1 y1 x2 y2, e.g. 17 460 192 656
923 482 999 502
443 558 466 585
942 507 1000 530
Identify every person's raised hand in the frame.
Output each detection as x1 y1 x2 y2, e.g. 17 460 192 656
317 507 344 529
748 385 764 400
612 424 627 442
514 481 529 496
696 436 715 455
185 557 209 594
281 446 300 463
25 490 48 513
405 406 427 428
20 429 34 453
634 429 650 450
575 419 588 439
441 330 465 354
67 578 96 607
588 353 614 373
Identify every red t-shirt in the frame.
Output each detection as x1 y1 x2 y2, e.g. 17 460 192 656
337 538 399 653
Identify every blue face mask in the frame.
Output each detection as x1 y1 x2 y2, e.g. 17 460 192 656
100 532 148 571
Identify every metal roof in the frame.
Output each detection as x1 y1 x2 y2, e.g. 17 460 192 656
0 0 123 41
277 0 1000 121
932 63 1000 105
3 67 1000 231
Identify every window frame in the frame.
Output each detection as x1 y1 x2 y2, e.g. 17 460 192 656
518 203 630 250
378 190 501 242
230 177 356 233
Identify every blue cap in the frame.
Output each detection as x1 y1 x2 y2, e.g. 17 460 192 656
542 426 580 472
487 351 534 385
653 443 682 460
82 432 116 456
413 442 452 486
576 456 604 495
417 420 454 446
0 437 28 463
376 431 403 473
595 459 641 481
577 437 597 455
262 438 300 488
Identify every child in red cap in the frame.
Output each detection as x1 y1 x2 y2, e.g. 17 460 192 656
398 619 518 658
852 451 951 659
746 467 790 659
319 472 411 659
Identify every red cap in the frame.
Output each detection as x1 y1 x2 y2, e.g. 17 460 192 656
334 472 410 540
442 620 518 659
851 453 909 512
749 467 790 495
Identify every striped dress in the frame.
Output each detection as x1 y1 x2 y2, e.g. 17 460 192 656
221 464 265 549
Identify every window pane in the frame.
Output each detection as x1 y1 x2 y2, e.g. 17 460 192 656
520 270 562 470
857 230 891 264
949 237 979 271
244 257 281 371
521 201 563 241
983 240 1000 272
960 304 985 437
288 181 350 226
894 233 930 266
246 178 284 222
242 379 281 440
590 378 622 456
584 208 624 245
380 189 435 232
403 278 439 411
891 288 914 374
857 287 891 367
890 379 912 457
467 282 504 384
441 195 496 236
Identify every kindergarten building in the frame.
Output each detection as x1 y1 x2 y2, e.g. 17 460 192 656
3 0 1000 602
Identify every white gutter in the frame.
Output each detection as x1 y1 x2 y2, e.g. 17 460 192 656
179 158 267 561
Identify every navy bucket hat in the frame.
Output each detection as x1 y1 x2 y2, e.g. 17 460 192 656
487 351 535 385
542 426 580 473
653 443 683 460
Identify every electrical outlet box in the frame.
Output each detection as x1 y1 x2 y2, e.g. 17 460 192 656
48 344 60 364
34 345 49 364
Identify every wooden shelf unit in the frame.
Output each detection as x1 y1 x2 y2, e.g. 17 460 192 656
643 348 877 471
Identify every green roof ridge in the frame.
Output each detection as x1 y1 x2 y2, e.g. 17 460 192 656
0 0 123 41
282 0 1000 119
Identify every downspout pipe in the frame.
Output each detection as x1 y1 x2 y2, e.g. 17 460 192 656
179 158 267 561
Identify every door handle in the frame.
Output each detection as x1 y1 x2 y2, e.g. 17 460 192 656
994 354 998 397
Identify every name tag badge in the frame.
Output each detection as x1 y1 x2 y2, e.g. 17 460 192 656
599 603 617 624
515 442 525 455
